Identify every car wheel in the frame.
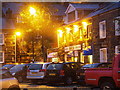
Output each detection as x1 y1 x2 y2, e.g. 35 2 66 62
100 82 115 90
8 86 20 90
65 77 72 85
17 76 23 83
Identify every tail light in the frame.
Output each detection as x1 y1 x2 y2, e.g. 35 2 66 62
27 69 30 72
60 70 65 76
39 69 46 72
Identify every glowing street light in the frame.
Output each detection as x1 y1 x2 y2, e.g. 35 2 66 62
29 7 36 15
16 32 21 36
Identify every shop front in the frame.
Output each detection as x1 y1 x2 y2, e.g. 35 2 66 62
64 44 82 62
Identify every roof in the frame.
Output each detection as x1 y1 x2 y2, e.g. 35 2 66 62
49 4 66 16
70 3 99 10
2 2 23 15
86 2 120 18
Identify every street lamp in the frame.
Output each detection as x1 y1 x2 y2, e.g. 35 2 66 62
15 32 21 63
29 7 36 16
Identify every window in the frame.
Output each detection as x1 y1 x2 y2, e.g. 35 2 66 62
0 52 4 63
68 11 75 22
99 20 106 39
115 16 120 36
100 48 107 62
115 45 120 54
0 34 4 45
87 24 92 39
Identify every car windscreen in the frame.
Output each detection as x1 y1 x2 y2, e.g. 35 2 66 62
28 64 43 70
10 64 25 73
2 64 15 69
82 64 93 68
47 64 63 70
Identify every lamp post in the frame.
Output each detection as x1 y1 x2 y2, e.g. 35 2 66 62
15 32 21 63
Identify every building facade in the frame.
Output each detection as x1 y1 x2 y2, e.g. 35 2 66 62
57 3 99 63
91 2 120 62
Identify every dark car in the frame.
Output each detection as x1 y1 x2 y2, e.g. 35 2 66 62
9 64 31 83
45 62 83 85
0 64 15 70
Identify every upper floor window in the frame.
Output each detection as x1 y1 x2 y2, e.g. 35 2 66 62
87 24 92 39
68 11 75 22
99 20 106 39
115 16 120 36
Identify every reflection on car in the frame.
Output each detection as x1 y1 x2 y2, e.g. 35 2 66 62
0 69 20 90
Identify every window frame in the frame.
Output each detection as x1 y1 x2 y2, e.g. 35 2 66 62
114 16 120 36
99 20 106 39
100 48 107 62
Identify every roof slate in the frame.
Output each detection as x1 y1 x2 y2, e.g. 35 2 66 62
86 2 120 18
70 3 99 10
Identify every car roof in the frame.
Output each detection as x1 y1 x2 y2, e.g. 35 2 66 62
32 62 51 64
63 62 83 64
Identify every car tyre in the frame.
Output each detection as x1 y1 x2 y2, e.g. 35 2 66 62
100 82 115 90
17 76 23 83
65 77 72 85
8 86 20 90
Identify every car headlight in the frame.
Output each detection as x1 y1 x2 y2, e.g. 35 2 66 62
12 73 15 76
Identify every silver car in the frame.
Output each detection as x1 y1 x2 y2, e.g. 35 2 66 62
0 70 20 90
27 62 50 84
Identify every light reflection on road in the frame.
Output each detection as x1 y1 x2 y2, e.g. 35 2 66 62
19 83 93 90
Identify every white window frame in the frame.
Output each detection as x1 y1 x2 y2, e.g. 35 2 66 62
115 45 120 54
99 20 106 39
100 48 107 62
115 16 120 36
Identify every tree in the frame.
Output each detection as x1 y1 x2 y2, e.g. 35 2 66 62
17 2 62 61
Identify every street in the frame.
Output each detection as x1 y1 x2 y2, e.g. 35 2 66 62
19 82 100 90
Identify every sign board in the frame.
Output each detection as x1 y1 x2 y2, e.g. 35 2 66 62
64 45 82 52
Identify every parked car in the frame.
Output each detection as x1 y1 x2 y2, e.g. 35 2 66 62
9 64 30 83
0 64 15 70
78 62 112 82
27 62 51 84
0 69 20 90
45 62 84 85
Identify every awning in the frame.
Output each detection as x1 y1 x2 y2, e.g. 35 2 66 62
83 48 92 55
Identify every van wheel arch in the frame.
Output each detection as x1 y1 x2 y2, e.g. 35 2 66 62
99 77 116 89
